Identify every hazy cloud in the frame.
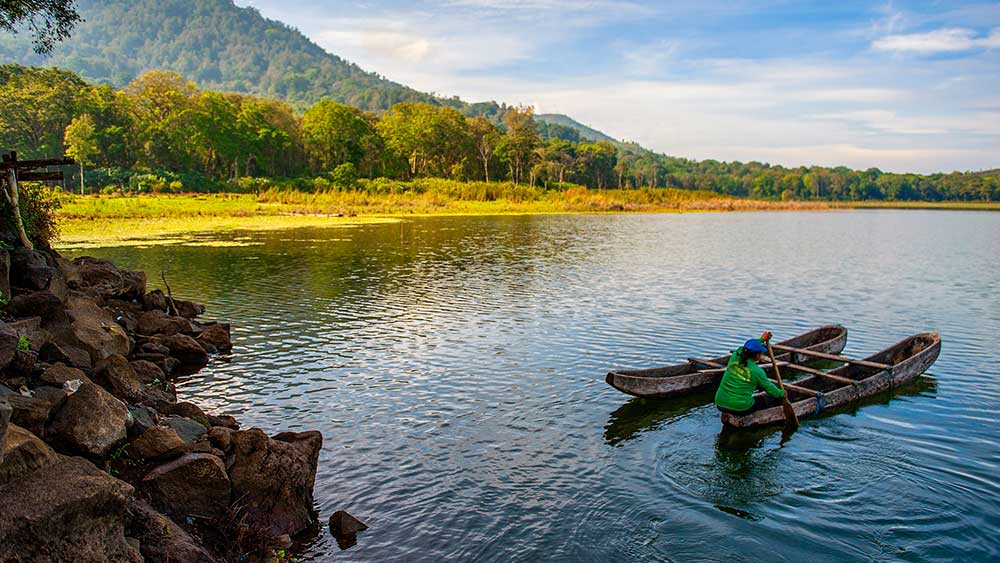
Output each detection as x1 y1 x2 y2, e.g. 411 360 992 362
873 27 1000 53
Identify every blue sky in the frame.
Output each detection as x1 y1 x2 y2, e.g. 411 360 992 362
237 0 1000 173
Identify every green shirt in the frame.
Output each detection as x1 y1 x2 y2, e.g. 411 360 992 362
714 344 785 411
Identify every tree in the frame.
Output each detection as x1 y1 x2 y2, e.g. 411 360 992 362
0 65 87 158
124 71 200 170
64 113 98 193
497 106 539 184
302 100 376 173
468 116 500 182
0 0 81 54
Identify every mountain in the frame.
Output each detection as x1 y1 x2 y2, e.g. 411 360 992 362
535 114 617 143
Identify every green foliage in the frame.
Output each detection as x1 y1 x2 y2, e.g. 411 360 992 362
15 335 31 352
0 183 61 246
332 162 359 189
0 0 81 54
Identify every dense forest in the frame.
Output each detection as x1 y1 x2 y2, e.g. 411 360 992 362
1 64 997 201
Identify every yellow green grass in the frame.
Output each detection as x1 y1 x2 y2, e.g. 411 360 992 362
53 179 995 247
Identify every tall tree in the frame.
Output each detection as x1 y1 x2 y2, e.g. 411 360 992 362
0 0 81 54
468 116 500 182
302 100 376 173
64 113 98 193
497 106 539 185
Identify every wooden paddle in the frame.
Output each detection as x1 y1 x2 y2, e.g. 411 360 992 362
766 338 799 427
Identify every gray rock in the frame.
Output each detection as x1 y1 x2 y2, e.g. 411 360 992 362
162 415 208 445
0 455 137 563
141 453 231 521
48 382 129 459
128 404 160 437
127 426 186 461
127 499 217 563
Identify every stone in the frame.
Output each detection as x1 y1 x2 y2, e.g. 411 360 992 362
0 322 19 371
141 289 169 312
127 499 217 563
209 414 240 430
226 428 323 536
197 323 232 353
127 426 186 461
7 290 69 326
0 249 9 299
130 359 165 384
141 453 231 521
48 382 129 459
206 426 234 452
10 247 65 297
128 404 160 437
0 388 58 438
139 342 170 356
94 354 145 403
0 400 9 463
329 510 368 549
173 299 205 320
161 415 208 445
137 310 193 336
73 256 147 300
39 339 92 369
0 455 136 563
104 299 141 334
0 424 59 485
159 334 209 365
157 401 210 427
39 363 91 387
55 294 131 364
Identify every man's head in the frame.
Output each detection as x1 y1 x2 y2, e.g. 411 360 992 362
743 338 767 361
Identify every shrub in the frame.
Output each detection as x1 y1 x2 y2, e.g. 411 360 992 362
0 184 61 246
332 163 359 188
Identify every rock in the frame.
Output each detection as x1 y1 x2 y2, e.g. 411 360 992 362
127 499 217 563
48 382 129 458
55 294 131 364
142 289 169 312
7 349 35 377
226 428 323 536
137 310 193 336
73 256 147 301
159 334 209 365
157 401 210 428
0 455 137 563
0 400 9 463
0 387 58 438
0 322 19 371
128 404 160 437
130 359 165 384
161 415 208 445
105 299 141 334
10 247 65 298
127 426 186 461
206 426 234 451
94 354 145 403
208 414 240 430
197 323 232 353
39 339 92 369
141 453 231 521
328 510 368 549
0 424 59 485
50 251 82 289
7 290 69 326
173 299 205 320
139 342 170 356
0 249 9 299
39 363 92 387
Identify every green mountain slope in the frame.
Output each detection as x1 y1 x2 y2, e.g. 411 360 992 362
535 114 617 143
0 0 444 110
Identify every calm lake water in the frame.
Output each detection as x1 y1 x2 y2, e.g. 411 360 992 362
65 210 999 562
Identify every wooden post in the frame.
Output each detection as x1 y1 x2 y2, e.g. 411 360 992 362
3 168 34 250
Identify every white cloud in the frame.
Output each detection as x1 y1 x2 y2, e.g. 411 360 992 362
873 27 1000 53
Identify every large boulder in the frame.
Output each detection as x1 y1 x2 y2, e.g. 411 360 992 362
137 309 193 336
142 289 169 312
73 256 147 301
161 415 208 445
0 455 138 563
127 404 160 437
93 354 144 403
10 247 66 299
39 362 92 387
226 429 323 536
127 426 186 461
7 290 69 326
141 453 231 521
197 323 232 353
0 423 59 485
127 499 217 563
48 382 129 459
0 387 61 438
159 333 209 365
54 293 131 363
0 322 19 372
173 299 205 320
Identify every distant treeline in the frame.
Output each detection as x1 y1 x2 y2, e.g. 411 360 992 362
0 64 996 201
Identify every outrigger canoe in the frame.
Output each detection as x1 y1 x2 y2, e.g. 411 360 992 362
605 325 847 399
721 332 941 428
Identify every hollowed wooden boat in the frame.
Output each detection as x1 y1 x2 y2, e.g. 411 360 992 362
605 325 847 399
721 332 941 428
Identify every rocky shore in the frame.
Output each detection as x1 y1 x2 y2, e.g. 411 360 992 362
0 245 322 562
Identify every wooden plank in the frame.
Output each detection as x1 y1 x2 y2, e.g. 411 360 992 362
0 157 74 170
784 363 858 386
783 383 816 396
771 344 891 370
17 171 64 181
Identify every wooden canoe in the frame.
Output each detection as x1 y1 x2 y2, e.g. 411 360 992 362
605 325 847 399
721 332 941 428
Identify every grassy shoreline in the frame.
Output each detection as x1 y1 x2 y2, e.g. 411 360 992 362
53 190 999 248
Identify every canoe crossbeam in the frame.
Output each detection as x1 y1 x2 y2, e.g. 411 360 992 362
783 363 858 386
771 344 891 370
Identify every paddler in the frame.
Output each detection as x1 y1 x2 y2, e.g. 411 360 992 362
714 332 785 414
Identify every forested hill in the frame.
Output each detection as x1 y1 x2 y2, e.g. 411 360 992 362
0 0 442 110
536 115 617 143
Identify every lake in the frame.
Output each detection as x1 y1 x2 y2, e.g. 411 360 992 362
65 210 1000 562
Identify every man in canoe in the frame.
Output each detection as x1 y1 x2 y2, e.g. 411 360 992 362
714 332 785 414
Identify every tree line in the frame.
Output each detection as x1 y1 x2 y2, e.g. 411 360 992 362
0 64 996 201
